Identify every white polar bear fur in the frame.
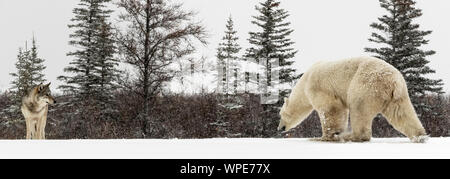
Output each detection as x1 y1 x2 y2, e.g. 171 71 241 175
278 57 428 143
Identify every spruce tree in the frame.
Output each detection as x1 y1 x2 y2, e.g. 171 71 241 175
217 16 242 95
29 37 46 85
245 0 298 137
93 20 119 118
365 0 443 116
9 38 46 113
58 0 117 110
246 0 298 101
10 48 31 105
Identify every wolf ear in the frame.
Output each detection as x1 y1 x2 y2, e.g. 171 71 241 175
284 98 289 105
37 83 44 92
45 82 51 87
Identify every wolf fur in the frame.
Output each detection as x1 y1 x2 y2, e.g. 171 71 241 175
278 57 428 143
21 83 55 140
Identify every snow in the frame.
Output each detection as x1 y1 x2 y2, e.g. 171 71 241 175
1 138 450 159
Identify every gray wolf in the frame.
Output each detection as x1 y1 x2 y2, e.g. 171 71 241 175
21 83 55 139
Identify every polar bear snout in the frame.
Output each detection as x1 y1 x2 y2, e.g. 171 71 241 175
277 119 286 131
278 109 298 132
278 112 290 132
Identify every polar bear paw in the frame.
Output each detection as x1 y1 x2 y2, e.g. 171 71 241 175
411 135 429 143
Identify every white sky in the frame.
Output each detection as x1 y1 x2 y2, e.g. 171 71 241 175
1 0 449 93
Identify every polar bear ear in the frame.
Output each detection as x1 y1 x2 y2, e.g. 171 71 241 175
284 98 289 105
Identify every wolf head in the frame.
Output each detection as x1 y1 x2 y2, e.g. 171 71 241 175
36 83 56 105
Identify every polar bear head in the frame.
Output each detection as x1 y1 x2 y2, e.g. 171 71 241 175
278 98 297 132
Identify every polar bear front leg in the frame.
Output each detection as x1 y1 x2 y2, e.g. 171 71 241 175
317 107 348 142
346 100 379 142
311 92 349 142
348 112 373 142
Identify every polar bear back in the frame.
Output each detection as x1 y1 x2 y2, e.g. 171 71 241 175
298 57 406 106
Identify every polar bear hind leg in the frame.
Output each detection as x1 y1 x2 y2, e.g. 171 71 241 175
382 99 428 143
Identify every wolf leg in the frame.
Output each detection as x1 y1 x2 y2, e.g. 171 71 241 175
25 118 32 140
39 116 47 140
30 120 38 140
36 118 46 140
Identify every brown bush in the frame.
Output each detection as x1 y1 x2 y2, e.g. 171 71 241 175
1 90 449 139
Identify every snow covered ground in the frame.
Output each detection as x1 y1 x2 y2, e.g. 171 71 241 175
1 138 450 159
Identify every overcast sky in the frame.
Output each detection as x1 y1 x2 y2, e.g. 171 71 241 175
1 0 449 93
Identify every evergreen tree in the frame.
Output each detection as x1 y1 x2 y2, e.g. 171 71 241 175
93 20 120 118
246 0 298 101
58 0 118 110
365 0 443 115
10 48 31 105
217 16 242 95
29 37 46 85
245 0 298 137
9 38 47 114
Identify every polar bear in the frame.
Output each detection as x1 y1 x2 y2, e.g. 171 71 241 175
278 57 428 143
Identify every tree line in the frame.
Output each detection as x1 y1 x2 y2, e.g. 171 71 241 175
215 0 447 137
0 0 448 139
